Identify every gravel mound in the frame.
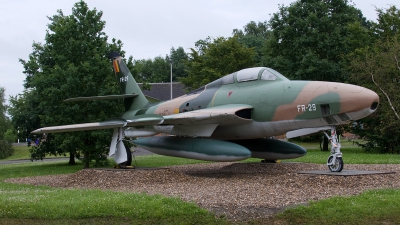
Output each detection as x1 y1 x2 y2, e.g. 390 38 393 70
6 162 400 221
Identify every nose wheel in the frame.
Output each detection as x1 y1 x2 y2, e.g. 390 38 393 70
324 126 343 172
327 154 343 172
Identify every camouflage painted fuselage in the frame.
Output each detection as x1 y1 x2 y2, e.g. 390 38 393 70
31 54 380 163
122 67 379 140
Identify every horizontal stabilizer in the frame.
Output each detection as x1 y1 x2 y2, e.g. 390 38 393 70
63 94 138 102
32 114 164 134
286 126 331 139
145 95 161 103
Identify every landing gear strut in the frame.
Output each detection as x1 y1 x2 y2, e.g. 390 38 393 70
109 127 133 169
323 126 343 172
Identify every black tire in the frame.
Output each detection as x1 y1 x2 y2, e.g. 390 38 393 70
124 143 132 166
328 156 343 172
261 159 277 163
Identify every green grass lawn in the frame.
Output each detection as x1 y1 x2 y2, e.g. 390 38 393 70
2 145 32 160
0 161 226 225
257 188 400 225
1 145 64 161
0 182 222 225
0 142 399 224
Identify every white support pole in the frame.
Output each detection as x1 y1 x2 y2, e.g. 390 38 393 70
170 59 173 100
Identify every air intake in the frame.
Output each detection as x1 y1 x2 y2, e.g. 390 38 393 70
235 109 252 119
370 102 378 110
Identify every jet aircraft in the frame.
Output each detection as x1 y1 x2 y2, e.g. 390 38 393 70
33 52 379 172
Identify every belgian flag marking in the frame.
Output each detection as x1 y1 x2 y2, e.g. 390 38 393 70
113 59 120 73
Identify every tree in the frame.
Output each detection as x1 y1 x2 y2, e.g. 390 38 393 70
181 36 255 90
264 0 371 82
233 21 271 66
0 87 9 140
18 1 128 167
132 46 188 84
372 5 400 40
8 90 41 144
348 6 400 153
0 87 13 159
168 47 189 81
133 57 169 83
3 129 17 144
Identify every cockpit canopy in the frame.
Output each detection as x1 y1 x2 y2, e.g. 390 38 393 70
220 67 288 85
234 67 288 83
188 67 288 95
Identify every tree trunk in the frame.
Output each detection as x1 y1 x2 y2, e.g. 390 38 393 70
322 135 329 151
84 151 89 168
68 152 76 165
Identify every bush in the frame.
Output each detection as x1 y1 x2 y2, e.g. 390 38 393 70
0 140 13 159
4 129 17 143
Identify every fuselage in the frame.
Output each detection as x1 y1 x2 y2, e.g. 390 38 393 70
123 67 379 140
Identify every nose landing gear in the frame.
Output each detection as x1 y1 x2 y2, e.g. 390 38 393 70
323 126 344 172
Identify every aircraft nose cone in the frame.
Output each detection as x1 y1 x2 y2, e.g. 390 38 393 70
341 84 379 120
362 88 379 113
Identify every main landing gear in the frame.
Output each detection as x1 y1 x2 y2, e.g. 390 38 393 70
323 126 344 172
115 143 133 169
110 127 134 169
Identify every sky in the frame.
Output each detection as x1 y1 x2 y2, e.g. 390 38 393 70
0 0 397 104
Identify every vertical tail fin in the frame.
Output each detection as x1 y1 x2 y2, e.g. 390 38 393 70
108 52 148 111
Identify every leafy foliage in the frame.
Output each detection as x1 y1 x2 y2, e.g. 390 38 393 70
264 0 371 82
8 90 41 144
372 5 400 39
133 46 188 84
233 21 271 66
349 36 400 153
168 47 189 81
3 129 17 144
348 6 400 153
181 36 255 90
0 140 13 159
133 56 169 83
0 87 11 140
17 1 129 167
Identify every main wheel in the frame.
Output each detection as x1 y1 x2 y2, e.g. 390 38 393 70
124 144 132 166
328 156 343 172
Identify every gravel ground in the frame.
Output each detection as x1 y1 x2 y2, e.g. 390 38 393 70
6 162 400 221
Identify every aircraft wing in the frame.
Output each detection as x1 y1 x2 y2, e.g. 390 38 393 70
31 114 164 134
31 104 252 137
162 104 253 126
